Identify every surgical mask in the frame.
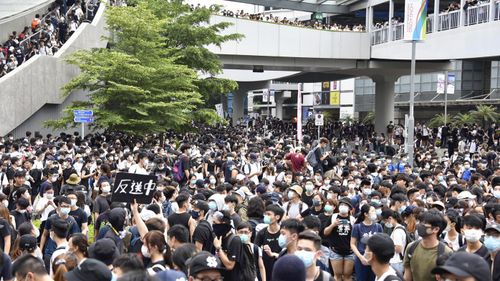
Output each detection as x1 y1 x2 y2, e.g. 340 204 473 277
191 180 197 185
348 183 355 189
371 199 380 205
70 199 77 207
141 245 151 258
263 215 272 224
464 229 483 243
239 234 250 244
51 175 58 182
295 250 315 267
45 193 54 200
278 234 288 248
484 236 500 252
375 209 382 216
399 205 406 214
324 180 330 185
223 204 230 211
19 210 27 214
102 186 111 193
385 222 394 228
339 205 349 215
209 178 216 185
287 191 295 200
494 190 500 199
324 205 334 213
438 175 444 181
60 207 71 215
208 201 217 211
363 189 372 196
305 184 314 192
312 199 321 207
369 213 378 222
327 193 334 200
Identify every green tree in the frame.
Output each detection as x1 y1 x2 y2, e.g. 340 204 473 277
427 113 451 128
470 105 499 128
46 0 240 134
452 113 475 127
362 112 375 125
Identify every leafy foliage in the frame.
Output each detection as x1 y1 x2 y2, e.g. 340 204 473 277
427 113 451 128
362 112 375 125
46 0 241 135
470 105 499 128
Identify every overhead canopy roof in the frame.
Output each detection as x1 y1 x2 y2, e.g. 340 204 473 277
223 0 364 14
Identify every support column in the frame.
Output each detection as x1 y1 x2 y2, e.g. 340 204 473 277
232 89 247 126
489 0 495 22
460 0 466 26
275 92 284 120
388 0 394 41
433 0 440 32
373 76 396 134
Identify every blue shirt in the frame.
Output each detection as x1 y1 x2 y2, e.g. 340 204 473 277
352 222 383 254
43 214 80 256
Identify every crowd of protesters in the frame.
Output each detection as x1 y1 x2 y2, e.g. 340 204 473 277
0 0 100 78
0 116 497 281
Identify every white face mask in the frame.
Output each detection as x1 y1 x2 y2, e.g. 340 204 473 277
102 186 111 193
141 244 151 258
70 199 77 207
45 193 54 200
339 205 349 215
464 229 483 243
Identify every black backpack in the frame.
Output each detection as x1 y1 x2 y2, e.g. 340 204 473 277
227 235 256 281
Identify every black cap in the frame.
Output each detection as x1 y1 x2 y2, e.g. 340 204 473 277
272 254 306 281
88 238 119 266
339 197 353 209
431 252 491 281
19 235 37 251
64 259 112 281
193 200 209 213
187 252 225 276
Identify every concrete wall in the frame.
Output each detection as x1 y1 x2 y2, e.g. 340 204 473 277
0 2 108 137
371 20 500 60
0 0 55 42
209 15 371 60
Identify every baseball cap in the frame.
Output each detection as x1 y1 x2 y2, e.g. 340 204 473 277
88 238 119 266
272 254 306 281
289 185 303 196
457 191 476 200
187 252 225 277
485 223 500 233
431 252 491 281
339 197 353 209
234 189 246 200
64 258 112 281
19 234 37 251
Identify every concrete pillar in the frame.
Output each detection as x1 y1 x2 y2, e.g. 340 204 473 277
232 89 246 126
460 0 466 26
489 0 495 22
433 0 440 32
388 0 394 41
373 76 396 134
275 92 284 120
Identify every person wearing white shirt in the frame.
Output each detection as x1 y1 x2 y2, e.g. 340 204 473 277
383 211 406 276
128 152 149 175
34 186 56 226
363 233 402 281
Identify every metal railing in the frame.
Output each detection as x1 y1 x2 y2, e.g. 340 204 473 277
393 23 404 40
371 1 500 45
465 3 490 25
438 10 461 31
427 15 433 33
371 27 388 45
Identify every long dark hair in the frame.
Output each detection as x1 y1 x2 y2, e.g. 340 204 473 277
355 204 372 224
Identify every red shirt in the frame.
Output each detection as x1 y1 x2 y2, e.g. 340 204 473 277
285 152 305 173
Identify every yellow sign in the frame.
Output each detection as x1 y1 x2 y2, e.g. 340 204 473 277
330 91 340 105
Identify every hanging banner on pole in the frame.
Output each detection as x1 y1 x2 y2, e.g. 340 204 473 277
297 84 303 141
215 103 224 118
262 89 269 103
447 73 455 94
437 73 445 94
404 0 428 41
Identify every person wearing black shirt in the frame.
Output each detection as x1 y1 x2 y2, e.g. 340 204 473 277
0 216 12 255
167 194 195 239
5 171 31 211
179 145 192 185
10 197 31 228
67 193 88 236
192 200 214 253
213 210 244 281
255 204 284 281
